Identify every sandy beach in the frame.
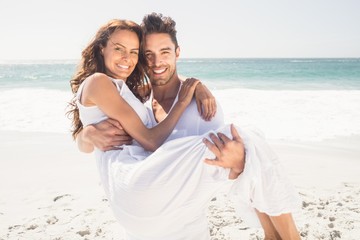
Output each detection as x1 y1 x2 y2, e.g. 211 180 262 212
1 131 359 240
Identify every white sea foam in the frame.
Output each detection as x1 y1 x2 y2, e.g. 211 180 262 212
214 89 360 141
1 88 359 142
0 88 73 134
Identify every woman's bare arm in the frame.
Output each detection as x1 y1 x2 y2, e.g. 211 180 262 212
76 128 95 153
82 73 198 151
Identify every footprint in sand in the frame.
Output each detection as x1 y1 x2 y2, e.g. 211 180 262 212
77 228 90 237
47 216 58 225
95 228 103 237
300 230 308 238
53 194 72 202
26 224 38 230
330 230 341 239
8 225 21 231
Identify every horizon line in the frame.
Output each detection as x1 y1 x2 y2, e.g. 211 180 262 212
0 57 359 62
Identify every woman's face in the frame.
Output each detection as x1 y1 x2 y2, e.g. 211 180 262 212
102 29 140 80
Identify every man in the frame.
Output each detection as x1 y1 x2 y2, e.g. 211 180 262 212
77 13 300 240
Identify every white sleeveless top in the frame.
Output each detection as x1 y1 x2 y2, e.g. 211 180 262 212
76 77 152 145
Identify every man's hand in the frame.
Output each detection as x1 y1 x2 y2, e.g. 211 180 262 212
82 118 132 152
192 80 217 121
202 124 245 179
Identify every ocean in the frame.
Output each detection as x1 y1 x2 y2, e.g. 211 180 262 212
1 58 359 141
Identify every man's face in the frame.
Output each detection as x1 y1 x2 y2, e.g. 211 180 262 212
144 33 179 86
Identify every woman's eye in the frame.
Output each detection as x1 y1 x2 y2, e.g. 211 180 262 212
115 47 125 53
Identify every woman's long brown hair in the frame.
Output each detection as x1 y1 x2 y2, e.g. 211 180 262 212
67 19 150 140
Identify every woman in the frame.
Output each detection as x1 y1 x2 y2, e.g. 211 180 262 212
68 19 301 239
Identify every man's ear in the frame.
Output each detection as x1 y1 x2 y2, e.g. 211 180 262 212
175 46 180 59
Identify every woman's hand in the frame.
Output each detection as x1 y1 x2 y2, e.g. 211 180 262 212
177 78 200 106
192 79 217 121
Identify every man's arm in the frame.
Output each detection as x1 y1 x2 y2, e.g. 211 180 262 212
202 124 245 179
76 127 95 153
180 76 217 121
76 119 133 153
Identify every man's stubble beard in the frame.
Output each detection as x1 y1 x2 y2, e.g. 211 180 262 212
149 68 177 87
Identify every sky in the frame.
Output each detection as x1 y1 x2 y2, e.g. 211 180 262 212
1 0 359 60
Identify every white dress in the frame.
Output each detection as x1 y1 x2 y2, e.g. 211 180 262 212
77 78 301 240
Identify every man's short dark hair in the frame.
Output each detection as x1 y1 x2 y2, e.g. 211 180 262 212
141 12 179 48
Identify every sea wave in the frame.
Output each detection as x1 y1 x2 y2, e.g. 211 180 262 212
0 59 78 65
214 88 360 141
1 87 359 142
0 88 73 134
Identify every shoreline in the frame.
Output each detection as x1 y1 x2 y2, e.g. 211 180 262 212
1 131 359 239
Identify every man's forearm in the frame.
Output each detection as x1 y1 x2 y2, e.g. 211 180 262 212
228 168 243 180
76 128 95 153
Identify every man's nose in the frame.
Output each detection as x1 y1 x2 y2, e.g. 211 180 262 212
153 55 162 66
